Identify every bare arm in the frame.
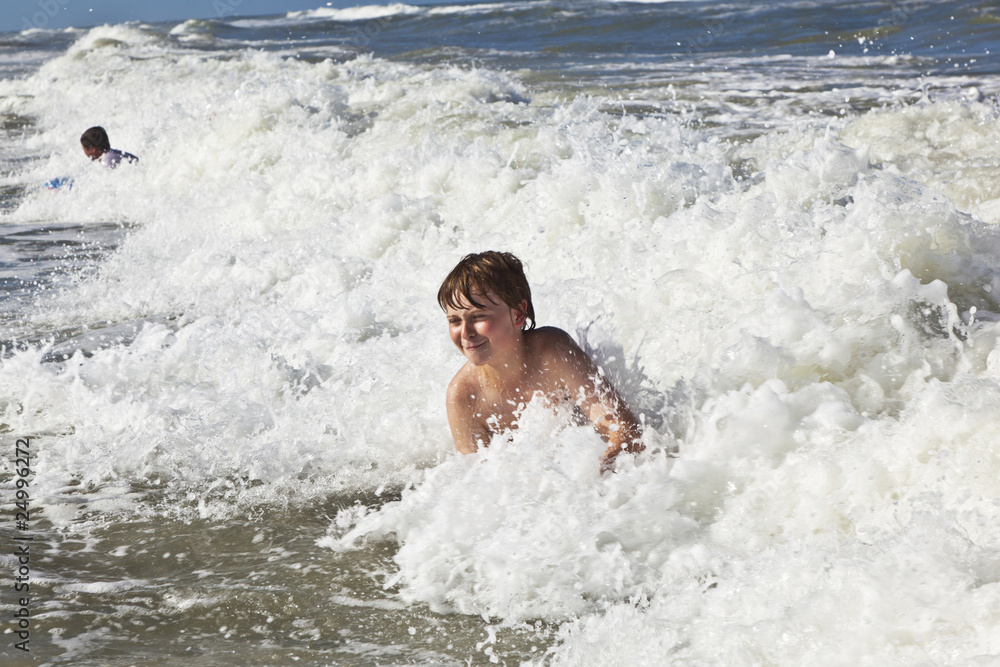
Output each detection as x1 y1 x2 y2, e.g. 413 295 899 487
445 372 488 454
539 329 643 471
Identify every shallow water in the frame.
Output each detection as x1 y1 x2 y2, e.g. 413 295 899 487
6 489 556 665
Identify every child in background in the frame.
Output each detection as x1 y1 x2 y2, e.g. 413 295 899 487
438 251 644 472
80 126 138 169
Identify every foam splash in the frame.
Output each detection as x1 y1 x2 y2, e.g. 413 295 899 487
325 400 684 620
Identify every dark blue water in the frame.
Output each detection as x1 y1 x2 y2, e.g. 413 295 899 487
226 1 1000 75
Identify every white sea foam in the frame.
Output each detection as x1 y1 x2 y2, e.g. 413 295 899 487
426 3 519 16
841 100 1000 222
233 3 424 28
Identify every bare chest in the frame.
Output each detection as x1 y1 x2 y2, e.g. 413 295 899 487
469 374 574 434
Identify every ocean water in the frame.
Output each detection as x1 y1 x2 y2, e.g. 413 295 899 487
2 1 1000 664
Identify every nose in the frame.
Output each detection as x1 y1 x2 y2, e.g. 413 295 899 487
460 319 477 340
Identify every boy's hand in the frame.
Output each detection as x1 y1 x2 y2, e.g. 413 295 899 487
599 438 644 475
600 444 622 475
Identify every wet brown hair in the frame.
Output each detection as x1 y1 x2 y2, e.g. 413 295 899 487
437 251 536 330
80 126 111 152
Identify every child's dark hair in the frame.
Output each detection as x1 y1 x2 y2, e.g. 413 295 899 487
438 251 536 330
80 126 111 152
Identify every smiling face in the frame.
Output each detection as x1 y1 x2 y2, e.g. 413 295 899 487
445 290 526 367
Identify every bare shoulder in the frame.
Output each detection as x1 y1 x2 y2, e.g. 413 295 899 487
528 326 579 351
445 362 488 454
528 326 588 362
526 326 597 389
446 362 480 408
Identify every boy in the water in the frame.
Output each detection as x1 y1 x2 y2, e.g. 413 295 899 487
80 126 139 169
438 251 643 472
